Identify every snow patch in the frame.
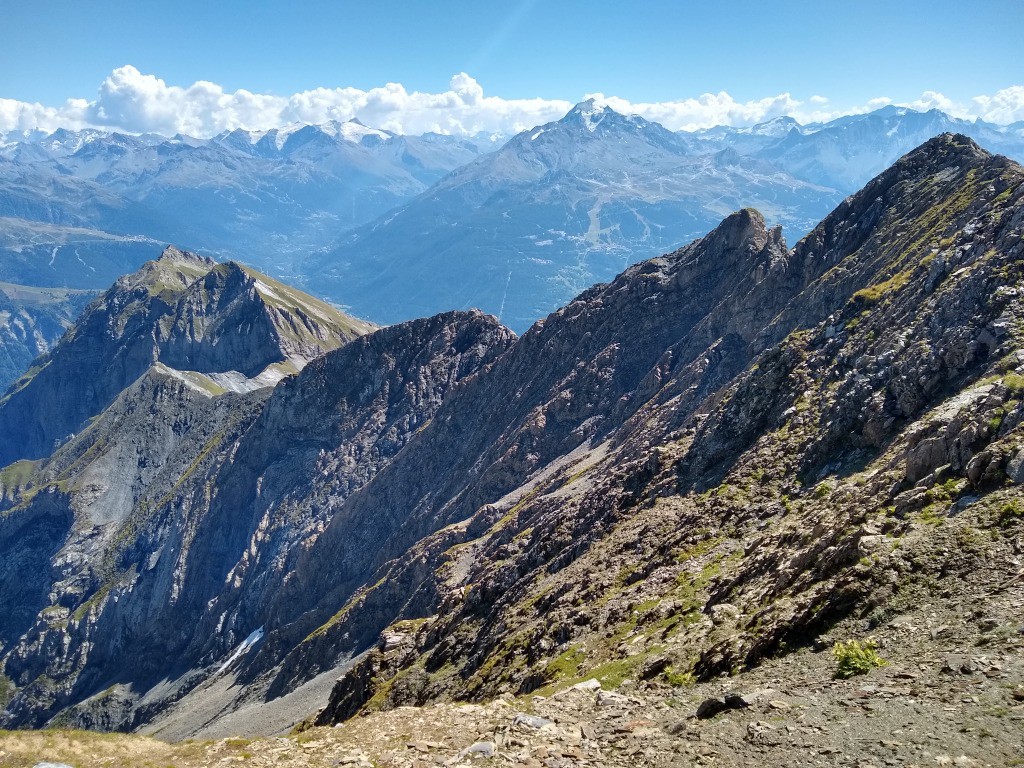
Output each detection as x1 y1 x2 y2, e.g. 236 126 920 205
206 362 298 393
253 278 286 305
334 119 390 143
216 626 264 676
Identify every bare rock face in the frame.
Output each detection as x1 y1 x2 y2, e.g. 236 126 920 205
0 303 512 729
3 135 1024 740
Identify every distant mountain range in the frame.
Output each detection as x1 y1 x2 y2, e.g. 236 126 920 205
0 121 490 389
1 103 1023 347
314 103 1024 329
0 121 492 288
0 282 96 392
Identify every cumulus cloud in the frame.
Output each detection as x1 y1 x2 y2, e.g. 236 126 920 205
972 86 1024 124
1 66 1023 139
278 73 570 137
586 91 805 132
0 97 89 134
85 66 286 136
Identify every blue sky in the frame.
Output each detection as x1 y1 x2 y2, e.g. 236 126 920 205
2 0 1023 136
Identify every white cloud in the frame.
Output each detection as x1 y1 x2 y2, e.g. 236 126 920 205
1 66 1023 139
972 86 1024 124
903 90 960 115
278 74 571 137
587 91 805 131
0 97 89 134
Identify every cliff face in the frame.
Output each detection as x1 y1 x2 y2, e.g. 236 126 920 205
0 303 514 729
2 135 1023 738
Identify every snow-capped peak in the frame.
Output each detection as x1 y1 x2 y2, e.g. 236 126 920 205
267 123 307 150
742 116 803 137
572 97 602 115
330 118 392 143
262 119 392 149
562 98 629 132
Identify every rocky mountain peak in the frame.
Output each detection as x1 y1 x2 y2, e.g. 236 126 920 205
792 131 1007 281
566 97 602 116
156 244 212 267
702 207 770 254
559 98 639 133
746 115 802 136
892 132 988 175
122 246 213 298
0 248 374 465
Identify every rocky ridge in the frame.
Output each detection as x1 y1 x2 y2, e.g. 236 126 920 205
307 134 1024 725
0 296 513 730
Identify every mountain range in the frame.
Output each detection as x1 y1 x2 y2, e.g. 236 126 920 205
1 134 1022 763
0 121 488 390
0 120 491 288
314 103 1024 329
0 104 1021 371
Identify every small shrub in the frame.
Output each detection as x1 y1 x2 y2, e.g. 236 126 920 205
832 639 887 679
1003 372 1024 396
918 504 946 526
663 666 695 687
999 500 1024 526
988 409 1006 434
813 481 834 499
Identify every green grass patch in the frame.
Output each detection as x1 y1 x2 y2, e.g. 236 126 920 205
999 499 1024 526
544 645 586 683
917 504 947 526
852 267 914 305
584 656 645 689
832 639 886 678
1003 372 1024 396
0 459 41 489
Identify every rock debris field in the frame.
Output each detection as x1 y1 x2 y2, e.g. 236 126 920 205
3 575 1022 768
